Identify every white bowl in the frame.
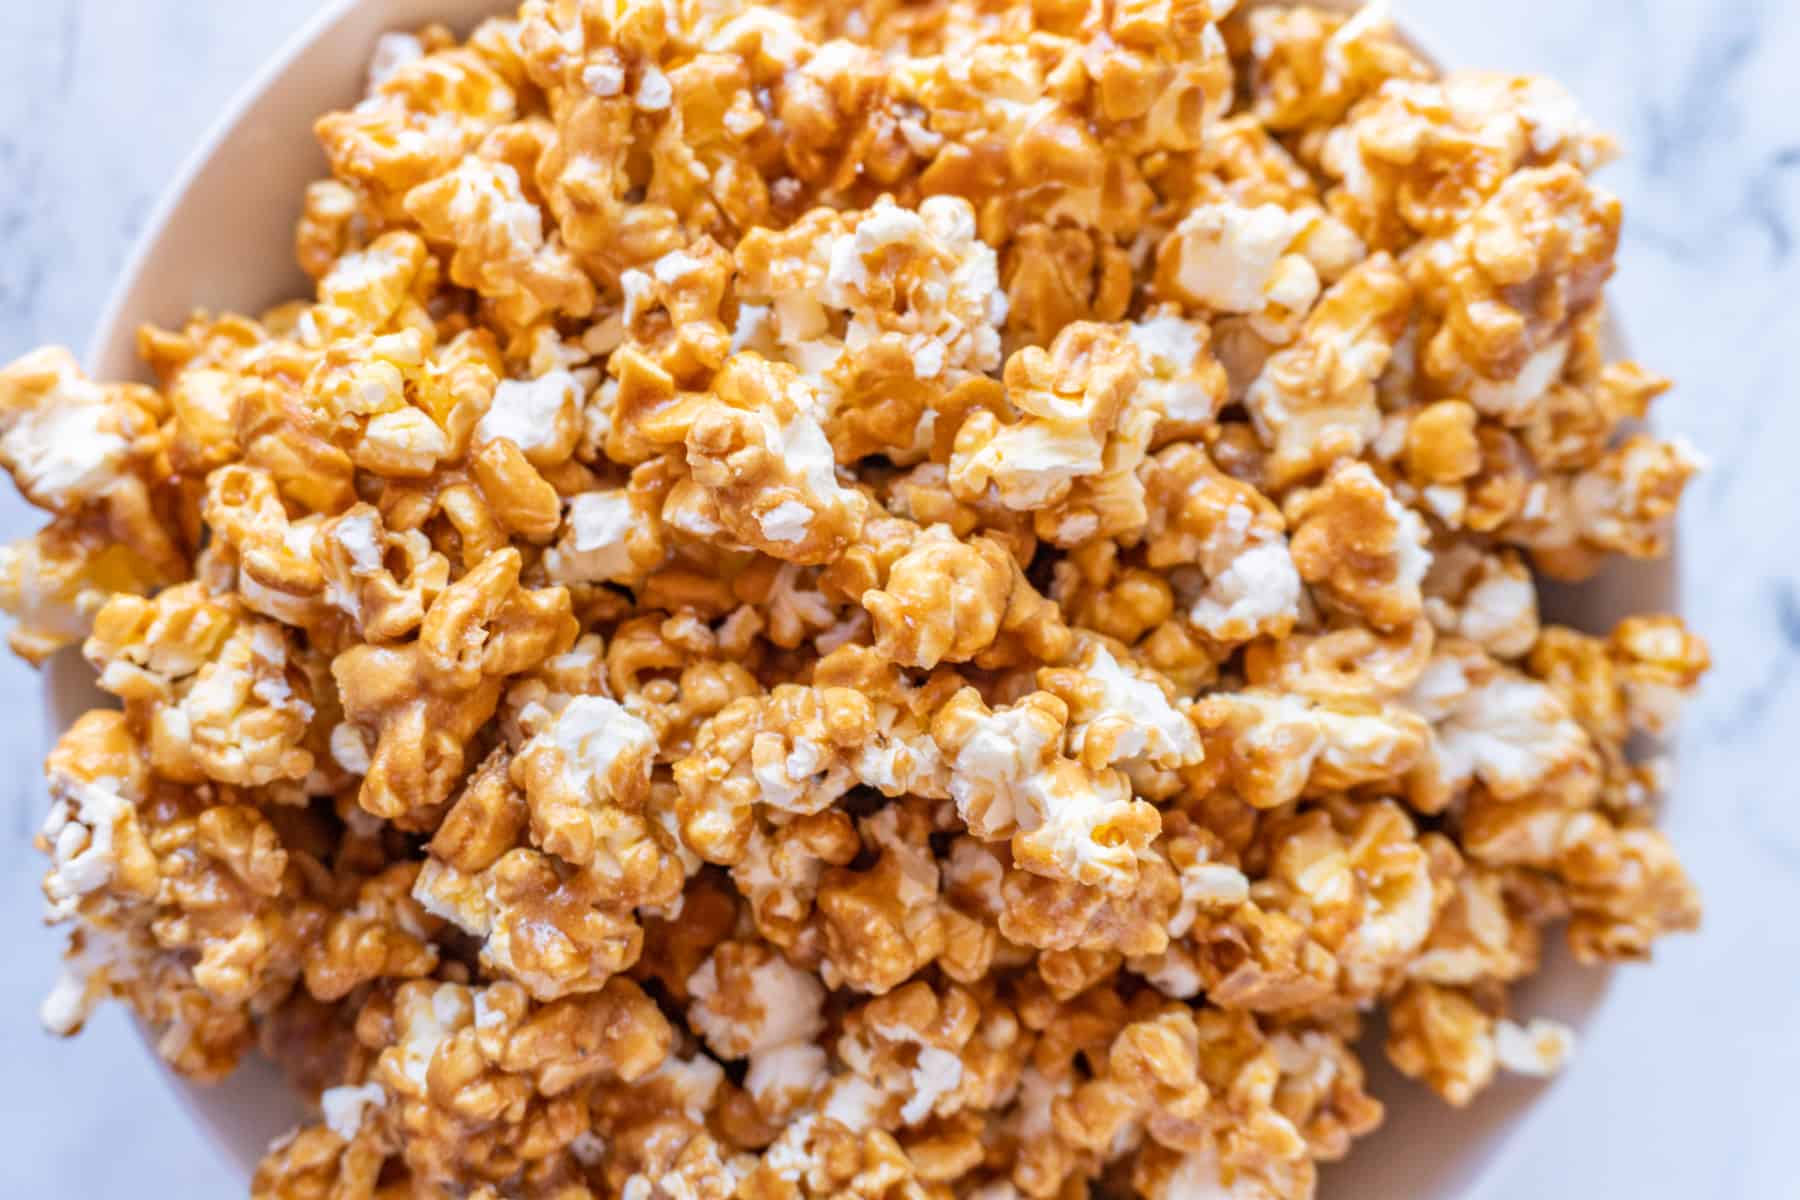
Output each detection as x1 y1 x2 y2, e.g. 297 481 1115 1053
60 0 1677 1192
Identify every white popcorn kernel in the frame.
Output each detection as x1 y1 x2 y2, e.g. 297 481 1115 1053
330 723 373 776
545 490 637 584
543 695 656 793
582 62 625 97
1169 202 1312 313
320 1082 387 1141
40 777 131 920
1494 1017 1576 1077
475 371 580 455
900 1046 964 1124
636 66 672 111
758 499 814 544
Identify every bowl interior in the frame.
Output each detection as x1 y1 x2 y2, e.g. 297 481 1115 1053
65 0 1676 1191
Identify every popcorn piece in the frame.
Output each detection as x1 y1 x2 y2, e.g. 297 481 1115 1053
740 195 1007 385
1244 253 1412 488
405 156 597 331
414 848 644 1000
304 863 440 1002
473 370 583 466
1141 444 1304 644
1131 310 1231 446
1503 433 1701 578
1237 0 1428 132
1493 1016 1576 1078
0 347 184 580
683 353 868 563
84 585 316 788
860 525 1013 669
1288 460 1433 630
1154 201 1362 344
950 322 1145 518
510 694 657 867
1196 688 1428 810
1038 639 1205 772
1406 644 1597 809
544 486 663 585
1386 982 1497 1106
0 519 163 664
1414 165 1620 407
932 688 1161 895
1424 543 1539 658
0 348 136 508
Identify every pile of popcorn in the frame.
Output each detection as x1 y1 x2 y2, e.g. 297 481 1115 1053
0 0 1708 1195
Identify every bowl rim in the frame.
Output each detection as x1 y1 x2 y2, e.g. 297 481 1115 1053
83 0 362 372
61 0 1666 1195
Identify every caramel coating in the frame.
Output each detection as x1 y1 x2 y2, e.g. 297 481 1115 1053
2 3 1704 1197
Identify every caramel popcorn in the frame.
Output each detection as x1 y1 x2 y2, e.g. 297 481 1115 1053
6 2 1705 1196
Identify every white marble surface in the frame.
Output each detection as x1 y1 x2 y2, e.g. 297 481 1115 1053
0 1 1794 1196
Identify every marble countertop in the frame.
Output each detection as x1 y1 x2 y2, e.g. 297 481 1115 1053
0 1 1793 1196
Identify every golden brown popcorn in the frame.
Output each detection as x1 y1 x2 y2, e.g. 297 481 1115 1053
510 692 658 867
1557 820 1700 963
683 353 869 563
1386 981 1498 1106
85 584 317 788
860 524 1013 669
1139 443 1304 646
950 322 1152 546
1248 800 1438 1003
931 687 1161 895
1041 1004 1212 1171
1405 639 1599 812
308 231 440 343
1288 459 1433 630
334 549 577 827
1320 71 1616 251
1195 688 1428 810
1423 542 1539 659
0 347 186 581
1403 397 1482 485
674 646 955 866
1049 542 1178 654
304 862 442 1002
1154 199 1363 346
407 155 599 333
1502 432 1701 579
315 40 517 221
360 976 671 1188
1242 616 1435 704
1413 165 1620 412
815 799 952 995
1038 638 1205 774
1243 253 1412 489
1002 224 1133 350
997 846 1181 960
834 511 1072 671
674 680 871 865
416 845 645 1001
1408 840 1546 988
1517 351 1669 473
36 713 324 1080
737 195 1007 395
0 517 165 664
315 503 452 642
0 2 1709 1192
1233 1 1428 133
